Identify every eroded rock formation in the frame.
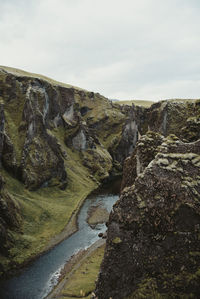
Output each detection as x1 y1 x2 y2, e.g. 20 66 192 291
0 67 144 190
95 134 200 298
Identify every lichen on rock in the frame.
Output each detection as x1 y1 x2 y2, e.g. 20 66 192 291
95 136 200 299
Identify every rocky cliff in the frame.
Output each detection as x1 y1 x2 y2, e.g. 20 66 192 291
0 66 146 276
1 66 200 288
95 99 200 298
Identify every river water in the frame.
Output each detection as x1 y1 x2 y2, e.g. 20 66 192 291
0 185 119 299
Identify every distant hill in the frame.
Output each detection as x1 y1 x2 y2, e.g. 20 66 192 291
117 99 155 107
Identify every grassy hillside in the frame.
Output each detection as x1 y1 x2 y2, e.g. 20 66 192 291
0 65 84 91
0 147 97 274
117 99 154 107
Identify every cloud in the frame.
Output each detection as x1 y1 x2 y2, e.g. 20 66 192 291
0 0 200 100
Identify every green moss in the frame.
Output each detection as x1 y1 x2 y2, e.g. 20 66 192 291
81 144 113 181
112 237 122 244
125 278 162 299
0 65 85 91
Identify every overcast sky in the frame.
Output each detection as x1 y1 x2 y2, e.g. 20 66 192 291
1 0 200 101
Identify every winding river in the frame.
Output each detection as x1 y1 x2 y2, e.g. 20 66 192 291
0 184 119 299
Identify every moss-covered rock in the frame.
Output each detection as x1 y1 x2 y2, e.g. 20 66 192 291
95 137 200 299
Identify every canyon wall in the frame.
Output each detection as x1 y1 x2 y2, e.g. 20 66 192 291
95 99 200 298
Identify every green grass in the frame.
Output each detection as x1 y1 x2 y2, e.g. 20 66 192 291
1 136 98 271
0 65 85 91
117 100 154 107
59 245 105 298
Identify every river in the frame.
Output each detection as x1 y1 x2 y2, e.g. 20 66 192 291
0 183 119 299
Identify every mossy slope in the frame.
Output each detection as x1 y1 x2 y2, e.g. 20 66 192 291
0 66 141 276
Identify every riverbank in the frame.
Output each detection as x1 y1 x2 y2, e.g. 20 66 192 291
44 184 99 252
44 176 121 255
47 239 105 299
0 178 120 299
0 163 99 278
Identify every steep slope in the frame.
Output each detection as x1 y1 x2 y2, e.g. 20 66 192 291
0 66 146 276
95 130 200 298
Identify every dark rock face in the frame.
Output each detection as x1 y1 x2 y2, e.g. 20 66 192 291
121 131 164 191
95 136 200 298
109 105 147 165
147 99 200 141
0 72 69 190
0 175 21 255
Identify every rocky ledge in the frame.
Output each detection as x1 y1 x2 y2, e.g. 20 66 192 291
95 133 200 298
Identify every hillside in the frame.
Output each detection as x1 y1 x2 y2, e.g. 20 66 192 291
0 66 146 276
117 99 154 108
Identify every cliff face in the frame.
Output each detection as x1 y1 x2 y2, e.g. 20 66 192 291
0 66 146 275
0 174 21 250
1 66 200 285
0 67 147 190
147 99 200 141
95 100 200 298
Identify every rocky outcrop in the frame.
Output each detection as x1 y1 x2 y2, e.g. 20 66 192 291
147 99 200 141
121 131 164 190
95 135 200 298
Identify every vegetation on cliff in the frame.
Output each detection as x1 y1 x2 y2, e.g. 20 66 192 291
0 66 143 276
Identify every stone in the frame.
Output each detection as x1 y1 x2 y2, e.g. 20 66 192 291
95 136 200 298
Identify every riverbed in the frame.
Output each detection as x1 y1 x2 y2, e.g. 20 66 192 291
0 186 119 299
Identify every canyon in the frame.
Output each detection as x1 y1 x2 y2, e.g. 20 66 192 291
0 66 200 298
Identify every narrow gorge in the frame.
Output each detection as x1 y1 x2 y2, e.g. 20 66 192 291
0 66 200 298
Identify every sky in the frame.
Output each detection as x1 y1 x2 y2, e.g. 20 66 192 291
0 0 200 101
